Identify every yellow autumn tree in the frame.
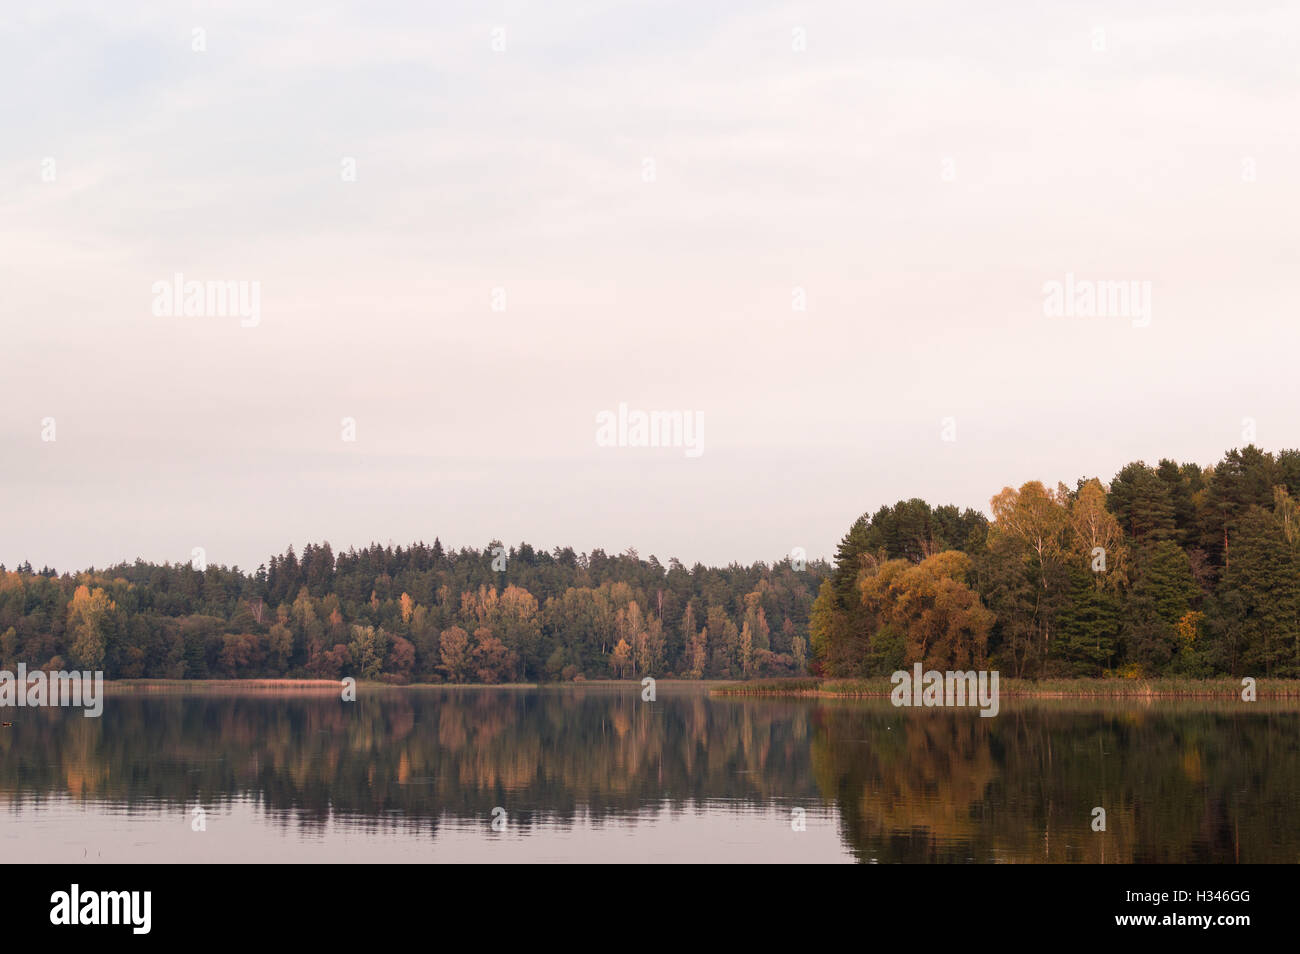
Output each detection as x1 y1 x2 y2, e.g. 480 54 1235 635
1067 478 1129 590
439 626 473 683
609 638 633 678
1176 610 1203 650
66 584 115 669
989 481 1069 588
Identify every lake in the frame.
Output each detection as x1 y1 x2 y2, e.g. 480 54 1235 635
2 683 1297 863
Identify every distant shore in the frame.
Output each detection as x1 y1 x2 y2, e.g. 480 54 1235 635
80 676 1300 698
97 678 719 693
99 678 537 692
709 676 1300 698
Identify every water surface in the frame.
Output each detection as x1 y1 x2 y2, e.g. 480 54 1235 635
2 684 1296 862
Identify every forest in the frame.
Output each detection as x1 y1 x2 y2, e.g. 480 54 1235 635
4 443 1299 683
0 541 824 682
812 445 1300 679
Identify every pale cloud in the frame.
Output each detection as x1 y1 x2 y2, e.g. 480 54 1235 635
2 0 1297 571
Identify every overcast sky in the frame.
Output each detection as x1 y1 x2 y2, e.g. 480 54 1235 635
3 0 1298 573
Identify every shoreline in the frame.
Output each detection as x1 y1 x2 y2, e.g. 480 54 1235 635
94 678 733 693
68 676 1300 698
710 677 1300 698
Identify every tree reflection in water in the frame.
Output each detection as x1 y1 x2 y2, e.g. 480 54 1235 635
0 687 1294 862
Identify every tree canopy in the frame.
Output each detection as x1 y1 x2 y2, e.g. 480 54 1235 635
0 542 827 683
812 445 1300 679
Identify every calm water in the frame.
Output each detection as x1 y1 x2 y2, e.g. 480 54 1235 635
2 683 1297 863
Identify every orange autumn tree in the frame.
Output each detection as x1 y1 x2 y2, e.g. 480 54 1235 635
609 638 633 678
858 551 994 670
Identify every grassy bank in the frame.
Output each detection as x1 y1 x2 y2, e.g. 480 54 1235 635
710 676 1300 698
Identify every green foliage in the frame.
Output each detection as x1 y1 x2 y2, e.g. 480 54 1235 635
1054 568 1120 676
812 444 1300 680
0 541 828 683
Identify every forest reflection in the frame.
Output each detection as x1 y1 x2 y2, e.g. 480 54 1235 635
1 687 1294 862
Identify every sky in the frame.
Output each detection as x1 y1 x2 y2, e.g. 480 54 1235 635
2 0 1298 573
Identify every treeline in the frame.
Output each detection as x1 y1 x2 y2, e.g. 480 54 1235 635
812 445 1300 679
0 541 826 682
